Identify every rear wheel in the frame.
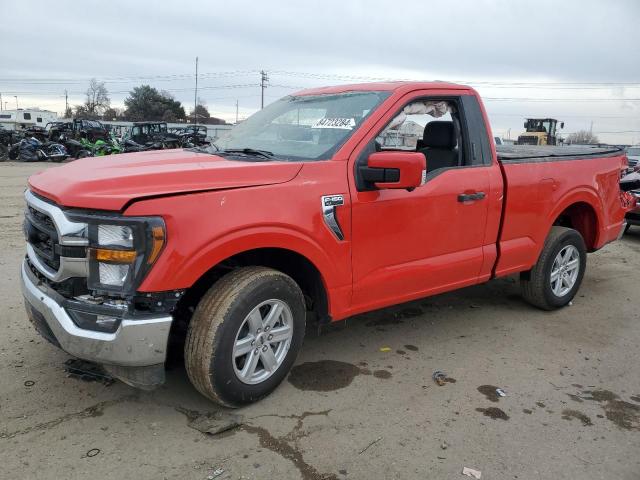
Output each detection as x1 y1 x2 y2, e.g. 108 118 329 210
184 267 305 407
521 226 587 310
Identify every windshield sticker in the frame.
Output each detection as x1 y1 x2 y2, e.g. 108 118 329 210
312 118 356 129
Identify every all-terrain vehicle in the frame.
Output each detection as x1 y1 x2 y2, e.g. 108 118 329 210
123 122 180 149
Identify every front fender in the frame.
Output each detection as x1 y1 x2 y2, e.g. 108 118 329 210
139 225 343 293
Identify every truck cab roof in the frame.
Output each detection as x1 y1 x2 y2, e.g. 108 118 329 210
293 81 473 96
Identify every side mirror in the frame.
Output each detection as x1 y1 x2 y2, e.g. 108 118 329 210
362 151 426 190
560 122 565 129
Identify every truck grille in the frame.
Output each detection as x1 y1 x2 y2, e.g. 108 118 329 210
24 190 88 283
25 205 60 270
517 135 539 146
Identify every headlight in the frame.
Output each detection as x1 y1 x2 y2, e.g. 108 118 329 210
66 212 166 295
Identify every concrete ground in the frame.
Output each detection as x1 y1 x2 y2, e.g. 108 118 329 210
1 161 639 480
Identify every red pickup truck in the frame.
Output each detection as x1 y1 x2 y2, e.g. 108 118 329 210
22 82 630 407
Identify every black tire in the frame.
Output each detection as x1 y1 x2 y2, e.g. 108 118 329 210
184 267 305 407
624 223 631 234
76 150 91 159
520 226 587 310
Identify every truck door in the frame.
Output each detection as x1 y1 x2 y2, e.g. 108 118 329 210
349 93 494 312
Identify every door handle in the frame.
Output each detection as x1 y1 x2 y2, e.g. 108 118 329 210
458 192 486 202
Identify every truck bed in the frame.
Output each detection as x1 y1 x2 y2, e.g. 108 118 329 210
496 145 623 163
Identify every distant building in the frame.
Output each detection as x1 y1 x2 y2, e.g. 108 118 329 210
0 109 57 131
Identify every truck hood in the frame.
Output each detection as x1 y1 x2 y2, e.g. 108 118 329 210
28 149 304 211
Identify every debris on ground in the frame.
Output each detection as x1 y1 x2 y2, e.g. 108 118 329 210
462 466 482 479
496 388 506 397
379 347 391 352
433 370 447 386
207 467 225 478
64 358 115 386
85 448 100 458
441 441 449 450
187 411 243 436
359 436 382 454
23 380 35 387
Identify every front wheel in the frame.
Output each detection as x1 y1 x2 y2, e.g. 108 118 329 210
184 267 306 407
520 226 587 310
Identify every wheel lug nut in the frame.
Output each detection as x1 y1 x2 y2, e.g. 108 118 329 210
268 334 273 341
251 341 255 346
265 326 270 332
262 345 268 352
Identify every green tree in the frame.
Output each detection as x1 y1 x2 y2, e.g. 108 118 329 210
190 104 210 120
123 85 186 121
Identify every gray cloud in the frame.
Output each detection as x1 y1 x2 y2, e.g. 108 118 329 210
1 0 639 142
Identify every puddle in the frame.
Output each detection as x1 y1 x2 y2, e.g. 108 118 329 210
288 361 362 391
476 407 509 420
288 360 391 391
561 409 593 426
477 385 501 403
581 389 640 431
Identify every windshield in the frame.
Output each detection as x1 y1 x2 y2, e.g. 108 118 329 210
628 147 640 156
214 91 390 160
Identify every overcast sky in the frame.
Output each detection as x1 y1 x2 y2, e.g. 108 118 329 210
1 0 639 143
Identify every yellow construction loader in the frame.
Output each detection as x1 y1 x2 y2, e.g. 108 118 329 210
516 118 564 145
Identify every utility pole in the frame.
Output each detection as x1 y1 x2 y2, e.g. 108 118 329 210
14 96 18 130
194 56 199 125
64 90 68 117
0 92 2 111
260 70 268 109
235 99 239 124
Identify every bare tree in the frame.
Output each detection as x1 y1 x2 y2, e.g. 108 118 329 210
567 130 599 145
84 78 110 116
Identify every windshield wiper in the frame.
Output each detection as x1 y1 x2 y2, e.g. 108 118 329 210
189 143 219 154
222 148 274 159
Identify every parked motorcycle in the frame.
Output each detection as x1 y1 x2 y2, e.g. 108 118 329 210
10 137 68 162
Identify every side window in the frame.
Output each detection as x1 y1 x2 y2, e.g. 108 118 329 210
374 98 468 172
37 117 42 123
23 113 32 120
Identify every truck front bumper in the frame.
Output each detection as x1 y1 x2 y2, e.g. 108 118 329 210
21 259 172 386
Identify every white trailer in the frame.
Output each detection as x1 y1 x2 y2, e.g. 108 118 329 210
0 109 57 131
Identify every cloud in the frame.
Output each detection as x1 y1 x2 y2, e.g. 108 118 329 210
1 0 639 142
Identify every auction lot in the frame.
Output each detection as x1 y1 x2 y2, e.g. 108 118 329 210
1 162 639 480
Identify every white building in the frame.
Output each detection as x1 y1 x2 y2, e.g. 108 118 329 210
0 109 58 130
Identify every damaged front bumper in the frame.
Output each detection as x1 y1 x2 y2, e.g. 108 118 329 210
20 258 172 388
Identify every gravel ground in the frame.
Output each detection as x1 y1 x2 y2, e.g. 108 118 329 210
1 161 639 480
